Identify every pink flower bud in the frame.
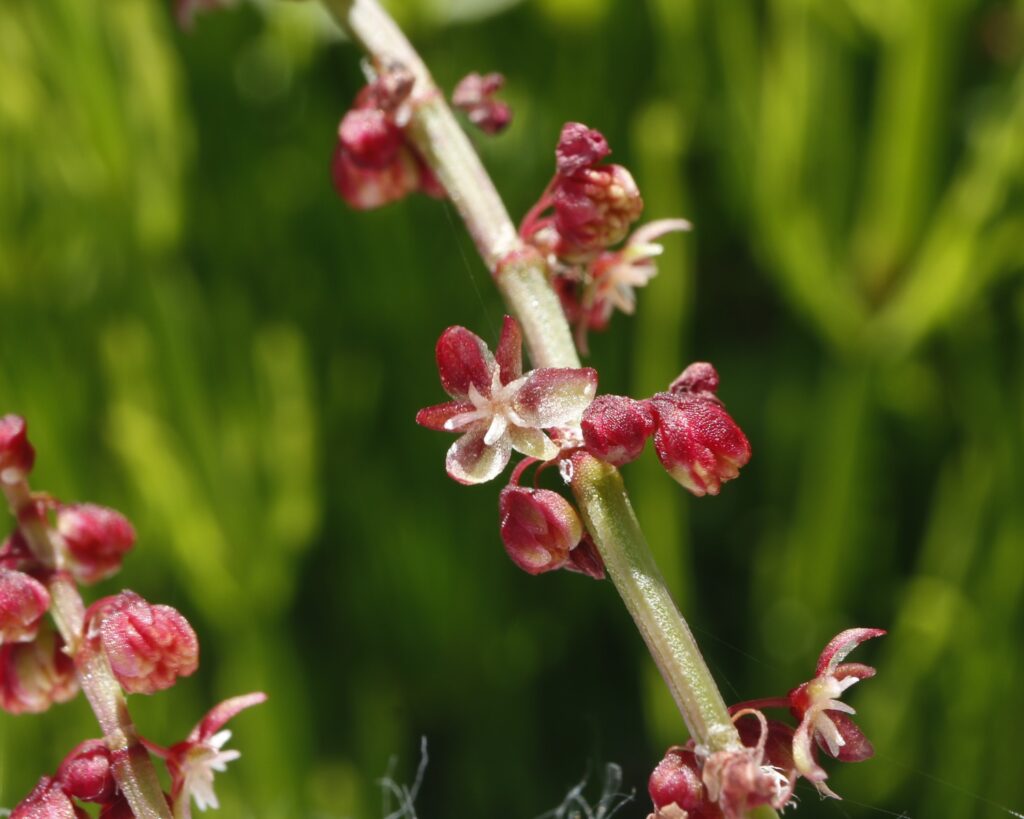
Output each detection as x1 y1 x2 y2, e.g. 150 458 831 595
338 108 404 170
581 395 656 466
57 739 116 804
0 414 35 479
556 122 611 176
89 591 199 695
499 486 583 574
553 163 643 260
0 568 50 644
670 362 720 396
0 627 78 714
12 777 86 819
331 142 423 211
452 72 512 135
649 387 751 497
56 504 135 584
648 746 707 815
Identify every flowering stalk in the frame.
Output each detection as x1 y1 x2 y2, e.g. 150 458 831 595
318 1 768 810
1 477 171 819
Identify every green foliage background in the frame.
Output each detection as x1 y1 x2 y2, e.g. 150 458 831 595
2 0 1023 816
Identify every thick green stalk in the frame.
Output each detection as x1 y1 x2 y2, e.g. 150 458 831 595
320 2 775 815
1 476 172 819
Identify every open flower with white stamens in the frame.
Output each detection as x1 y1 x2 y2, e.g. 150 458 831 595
416 316 597 484
788 627 886 797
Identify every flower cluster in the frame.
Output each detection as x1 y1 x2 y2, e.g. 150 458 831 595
581 362 751 496
521 123 690 351
452 72 512 135
331 62 445 210
2 415 264 817
647 629 884 818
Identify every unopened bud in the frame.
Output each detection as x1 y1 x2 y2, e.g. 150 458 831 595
0 626 78 714
0 568 51 644
669 362 720 396
499 486 583 574
452 72 512 135
554 163 643 259
57 739 116 804
581 394 656 466
648 746 706 814
89 591 198 695
12 777 85 819
56 504 135 584
338 108 404 170
556 122 610 176
0 415 35 481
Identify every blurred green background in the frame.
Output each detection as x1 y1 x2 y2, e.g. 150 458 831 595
2 0 1023 816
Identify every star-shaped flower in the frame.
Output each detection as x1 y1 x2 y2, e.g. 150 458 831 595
165 692 267 818
788 627 886 797
416 316 597 484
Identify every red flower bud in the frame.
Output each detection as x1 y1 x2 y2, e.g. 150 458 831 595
649 386 751 497
648 746 709 816
452 72 512 135
0 626 78 714
56 504 135 584
57 739 116 804
88 591 199 695
581 394 656 466
338 108 404 170
556 122 610 176
499 486 583 574
670 362 720 396
12 777 86 819
0 414 35 479
553 163 643 260
0 567 50 644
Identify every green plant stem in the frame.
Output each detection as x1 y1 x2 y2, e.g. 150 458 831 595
1 475 172 819
321 2 775 815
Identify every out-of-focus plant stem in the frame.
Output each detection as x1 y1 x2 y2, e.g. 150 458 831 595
1 476 172 819
319 4 774 814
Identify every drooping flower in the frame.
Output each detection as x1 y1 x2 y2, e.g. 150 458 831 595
164 692 267 819
0 625 78 714
416 316 597 484
55 504 136 584
452 72 512 135
788 627 886 797
498 486 583 574
86 590 199 695
11 776 86 819
0 567 51 644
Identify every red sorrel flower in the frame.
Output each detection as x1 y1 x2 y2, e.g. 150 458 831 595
86 590 199 695
452 72 512 135
0 414 35 480
416 316 597 484
0 626 78 714
56 504 136 584
788 627 886 796
581 363 750 496
163 692 268 818
57 739 116 804
498 485 583 574
0 567 50 644
648 745 712 818
11 776 86 819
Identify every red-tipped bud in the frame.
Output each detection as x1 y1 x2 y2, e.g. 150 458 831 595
0 568 50 644
556 122 611 176
56 504 135 584
581 395 657 466
648 746 708 815
12 777 86 819
554 163 643 260
338 108 404 170
499 486 583 574
0 626 78 714
57 739 116 804
452 72 512 135
649 388 751 497
0 415 35 479
88 591 199 695
670 362 720 396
